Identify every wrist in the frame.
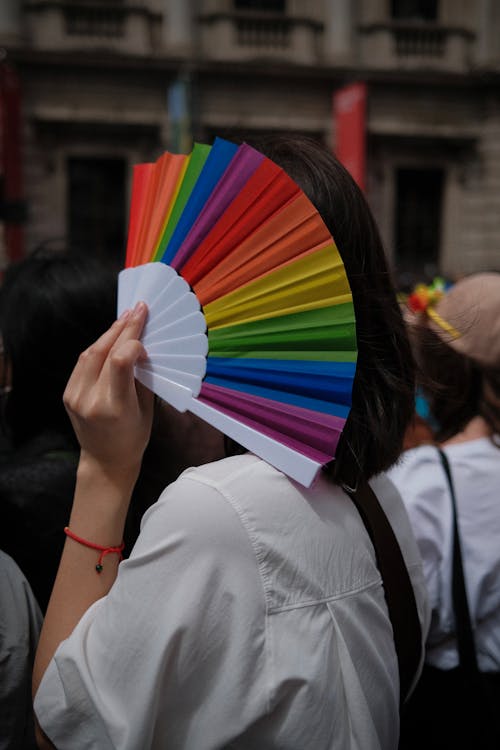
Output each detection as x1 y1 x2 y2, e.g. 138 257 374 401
69 453 140 545
77 451 142 493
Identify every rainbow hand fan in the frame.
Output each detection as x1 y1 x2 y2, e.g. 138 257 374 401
118 137 357 487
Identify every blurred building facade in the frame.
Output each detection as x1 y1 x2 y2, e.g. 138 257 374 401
0 0 499 281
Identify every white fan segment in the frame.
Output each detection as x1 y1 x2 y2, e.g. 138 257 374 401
188 397 322 488
118 263 208 412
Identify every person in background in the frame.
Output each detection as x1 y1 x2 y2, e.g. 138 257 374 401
400 278 448 451
389 273 500 749
0 249 226 613
402 408 435 451
0 549 42 750
0 251 118 611
33 136 429 750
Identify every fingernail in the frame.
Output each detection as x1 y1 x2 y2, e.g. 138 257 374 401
133 301 147 318
118 309 131 321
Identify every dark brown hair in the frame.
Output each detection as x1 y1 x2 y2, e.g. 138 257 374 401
0 250 117 446
413 325 500 441
246 134 415 487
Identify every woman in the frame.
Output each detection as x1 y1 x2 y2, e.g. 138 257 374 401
32 136 429 750
0 251 219 613
389 273 500 748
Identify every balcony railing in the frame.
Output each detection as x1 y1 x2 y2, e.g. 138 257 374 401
235 16 290 49
64 5 125 39
393 23 446 57
199 10 322 64
359 20 474 70
24 0 161 54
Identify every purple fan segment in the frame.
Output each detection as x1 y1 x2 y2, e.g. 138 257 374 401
171 144 265 271
199 382 345 463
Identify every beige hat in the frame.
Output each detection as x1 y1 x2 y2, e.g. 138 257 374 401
426 273 500 368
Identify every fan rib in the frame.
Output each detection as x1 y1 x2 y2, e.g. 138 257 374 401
189 396 322 487
200 382 344 456
142 311 206 347
145 334 209 358
135 368 195 412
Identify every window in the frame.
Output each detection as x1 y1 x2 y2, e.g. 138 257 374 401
394 168 443 278
64 2 125 38
67 157 126 264
234 0 286 11
391 0 438 21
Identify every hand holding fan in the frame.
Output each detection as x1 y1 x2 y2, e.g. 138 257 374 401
119 138 357 487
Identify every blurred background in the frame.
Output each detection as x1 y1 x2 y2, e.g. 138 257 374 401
0 0 499 286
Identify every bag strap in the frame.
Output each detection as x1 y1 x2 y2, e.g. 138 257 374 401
344 480 422 705
437 448 479 674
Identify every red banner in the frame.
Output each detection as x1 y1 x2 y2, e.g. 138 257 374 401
0 63 24 262
333 82 367 191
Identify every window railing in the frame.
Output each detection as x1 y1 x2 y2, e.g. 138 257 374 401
236 16 290 49
24 0 161 54
359 20 473 68
199 9 321 62
392 22 445 57
64 5 125 38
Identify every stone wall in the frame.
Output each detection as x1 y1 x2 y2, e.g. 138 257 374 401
0 0 498 276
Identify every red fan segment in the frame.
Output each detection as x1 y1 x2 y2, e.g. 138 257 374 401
180 158 299 287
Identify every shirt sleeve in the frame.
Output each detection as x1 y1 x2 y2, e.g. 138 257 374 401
0 550 42 750
34 473 269 750
387 446 453 619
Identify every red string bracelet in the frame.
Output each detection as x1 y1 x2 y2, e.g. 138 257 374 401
64 527 125 574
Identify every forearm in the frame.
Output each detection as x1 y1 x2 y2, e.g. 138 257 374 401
32 303 152 747
32 456 139 698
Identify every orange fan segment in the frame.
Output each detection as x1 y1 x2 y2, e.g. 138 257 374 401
135 152 187 267
192 192 332 306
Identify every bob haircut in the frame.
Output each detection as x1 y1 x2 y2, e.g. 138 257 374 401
0 250 117 447
245 135 415 488
413 325 500 441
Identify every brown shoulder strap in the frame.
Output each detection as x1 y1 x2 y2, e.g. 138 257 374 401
344 480 422 705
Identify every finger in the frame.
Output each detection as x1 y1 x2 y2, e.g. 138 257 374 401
110 302 148 352
100 302 148 405
108 339 148 403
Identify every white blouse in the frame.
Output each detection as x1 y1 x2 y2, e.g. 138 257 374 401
35 454 428 749
388 438 500 671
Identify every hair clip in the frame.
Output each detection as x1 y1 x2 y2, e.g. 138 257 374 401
407 277 461 340
407 277 446 313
